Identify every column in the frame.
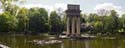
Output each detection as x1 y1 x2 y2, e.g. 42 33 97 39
72 17 75 35
77 17 80 35
67 17 70 35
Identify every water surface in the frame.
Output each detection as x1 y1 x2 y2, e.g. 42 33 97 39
0 35 125 48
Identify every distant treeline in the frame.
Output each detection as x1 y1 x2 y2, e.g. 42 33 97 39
0 0 125 35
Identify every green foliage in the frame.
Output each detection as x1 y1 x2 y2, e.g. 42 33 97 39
16 8 29 32
108 10 120 32
0 0 124 34
87 13 99 22
49 11 62 34
120 14 125 32
61 15 67 31
85 10 122 33
93 21 103 32
81 14 86 23
0 12 18 32
28 8 49 33
0 0 18 11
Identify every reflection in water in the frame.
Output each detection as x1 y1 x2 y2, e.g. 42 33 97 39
61 39 125 48
61 39 91 48
0 35 125 48
61 43 64 48
84 40 90 48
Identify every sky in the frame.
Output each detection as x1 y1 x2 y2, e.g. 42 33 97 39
1 0 125 15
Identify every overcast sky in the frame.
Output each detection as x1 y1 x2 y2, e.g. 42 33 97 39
1 0 125 15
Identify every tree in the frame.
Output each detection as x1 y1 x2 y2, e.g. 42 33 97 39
16 8 29 33
93 21 103 32
109 10 120 32
49 11 62 34
81 14 86 23
28 8 49 33
102 16 113 32
0 0 20 15
87 13 99 22
0 12 18 32
100 10 120 33
61 15 67 31
120 14 125 32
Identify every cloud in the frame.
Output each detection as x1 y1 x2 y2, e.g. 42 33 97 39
20 3 67 11
0 9 3 14
0 3 3 14
94 3 123 16
94 3 121 10
20 4 53 10
19 3 67 16
19 3 54 15
54 3 67 11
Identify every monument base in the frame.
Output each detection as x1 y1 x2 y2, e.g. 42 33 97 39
59 34 96 40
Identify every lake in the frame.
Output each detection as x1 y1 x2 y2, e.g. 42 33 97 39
0 35 125 48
